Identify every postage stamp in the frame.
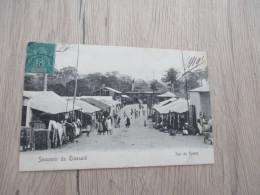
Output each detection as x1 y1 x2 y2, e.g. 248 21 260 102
25 42 56 74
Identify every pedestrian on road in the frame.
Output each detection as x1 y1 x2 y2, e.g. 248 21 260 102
126 116 131 128
117 116 121 128
97 120 103 135
106 117 112 135
102 118 107 135
125 116 128 127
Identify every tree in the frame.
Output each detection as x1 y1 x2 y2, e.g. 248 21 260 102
133 79 150 90
150 80 159 92
161 68 179 92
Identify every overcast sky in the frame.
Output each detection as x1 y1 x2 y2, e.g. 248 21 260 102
55 44 207 81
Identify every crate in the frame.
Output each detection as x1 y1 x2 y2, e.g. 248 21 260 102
34 129 50 150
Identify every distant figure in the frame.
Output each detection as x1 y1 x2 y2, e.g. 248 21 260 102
97 120 103 135
182 123 189 135
106 117 112 135
124 111 126 118
144 120 146 127
197 119 203 135
142 106 145 116
125 116 131 128
102 118 107 135
117 117 121 128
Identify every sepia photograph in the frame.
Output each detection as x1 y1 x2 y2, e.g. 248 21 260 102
19 43 213 171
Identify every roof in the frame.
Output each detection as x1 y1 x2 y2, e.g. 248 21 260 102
154 98 188 114
81 96 120 107
23 91 82 114
121 94 131 99
65 99 101 113
157 91 177 98
104 87 121 94
190 84 209 92
81 96 113 101
81 98 110 110
125 91 160 94
153 97 177 109
93 87 121 94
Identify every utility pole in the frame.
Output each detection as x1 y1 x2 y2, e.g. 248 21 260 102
72 44 80 120
43 74 47 91
181 50 190 125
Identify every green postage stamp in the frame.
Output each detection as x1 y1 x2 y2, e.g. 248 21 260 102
25 42 56 74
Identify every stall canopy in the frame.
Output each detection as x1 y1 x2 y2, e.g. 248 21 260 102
153 97 177 109
65 99 101 114
155 98 188 114
23 91 82 114
81 98 110 110
157 91 177 98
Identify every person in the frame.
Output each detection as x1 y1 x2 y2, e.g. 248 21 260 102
86 120 92 137
106 117 112 135
117 116 121 128
182 123 189 135
197 119 203 135
97 120 103 135
125 116 128 127
208 116 213 131
126 116 131 128
142 106 145 116
113 114 118 128
124 111 126 118
102 118 107 135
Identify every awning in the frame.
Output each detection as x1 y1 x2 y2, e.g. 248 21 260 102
23 91 82 114
155 99 188 114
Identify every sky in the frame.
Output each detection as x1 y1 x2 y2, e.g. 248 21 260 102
55 44 207 81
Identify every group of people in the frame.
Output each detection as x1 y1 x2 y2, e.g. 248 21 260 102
182 117 212 136
96 116 113 135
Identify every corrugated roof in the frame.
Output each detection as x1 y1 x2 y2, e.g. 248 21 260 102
66 99 101 113
93 87 121 94
81 96 120 107
121 95 131 99
23 91 82 114
154 99 188 114
81 98 110 110
153 97 177 109
80 96 113 101
157 91 177 98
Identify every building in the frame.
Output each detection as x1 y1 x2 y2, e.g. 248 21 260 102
92 86 121 101
189 84 211 121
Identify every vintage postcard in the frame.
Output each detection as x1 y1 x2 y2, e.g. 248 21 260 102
19 42 213 171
